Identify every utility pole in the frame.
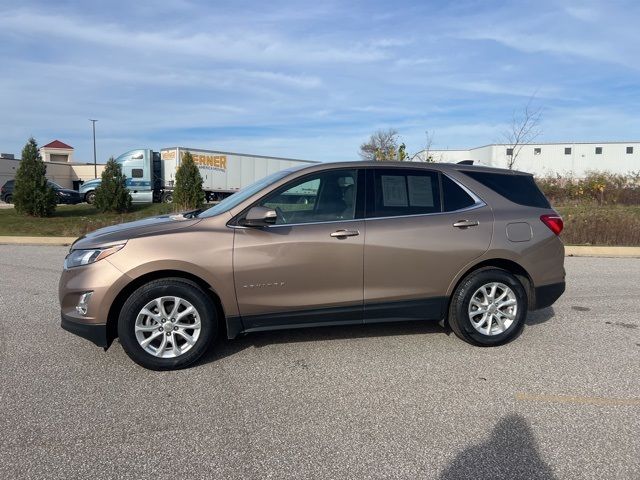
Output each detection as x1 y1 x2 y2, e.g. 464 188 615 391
89 119 98 178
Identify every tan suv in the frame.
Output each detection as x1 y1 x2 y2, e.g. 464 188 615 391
59 161 565 370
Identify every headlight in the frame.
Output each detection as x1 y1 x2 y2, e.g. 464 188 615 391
58 191 70 196
64 244 125 269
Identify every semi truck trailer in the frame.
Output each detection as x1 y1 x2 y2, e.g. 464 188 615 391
79 147 317 204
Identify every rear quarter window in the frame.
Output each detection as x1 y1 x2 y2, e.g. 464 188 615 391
442 174 476 211
461 170 550 208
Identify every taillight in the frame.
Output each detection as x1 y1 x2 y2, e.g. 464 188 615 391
540 214 563 235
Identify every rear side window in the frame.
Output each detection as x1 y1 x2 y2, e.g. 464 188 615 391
371 169 440 217
462 171 550 208
442 175 476 211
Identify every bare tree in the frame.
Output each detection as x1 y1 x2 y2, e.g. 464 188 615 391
502 96 543 169
409 130 436 162
359 128 401 161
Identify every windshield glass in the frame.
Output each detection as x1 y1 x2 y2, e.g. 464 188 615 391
197 168 300 218
47 181 63 189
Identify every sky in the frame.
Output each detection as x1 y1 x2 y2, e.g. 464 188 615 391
1 0 639 163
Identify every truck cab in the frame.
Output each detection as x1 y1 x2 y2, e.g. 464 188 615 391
79 149 157 204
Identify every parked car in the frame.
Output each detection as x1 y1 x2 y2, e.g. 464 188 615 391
79 178 154 204
59 161 565 370
1 179 82 204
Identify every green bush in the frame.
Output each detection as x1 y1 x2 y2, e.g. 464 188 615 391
173 151 205 211
94 158 132 213
13 137 57 217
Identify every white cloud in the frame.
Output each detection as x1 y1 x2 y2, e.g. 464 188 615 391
0 1 639 164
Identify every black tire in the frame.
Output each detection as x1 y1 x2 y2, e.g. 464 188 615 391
162 192 173 203
448 269 527 347
4 194 12 204
85 191 96 204
118 278 216 370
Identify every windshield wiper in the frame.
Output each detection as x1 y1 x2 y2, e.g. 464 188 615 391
182 208 204 219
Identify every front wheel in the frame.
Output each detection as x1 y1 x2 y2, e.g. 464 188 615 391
118 278 216 370
448 269 527 347
85 191 96 204
162 192 174 203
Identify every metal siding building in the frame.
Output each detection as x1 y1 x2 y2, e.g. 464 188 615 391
419 142 640 176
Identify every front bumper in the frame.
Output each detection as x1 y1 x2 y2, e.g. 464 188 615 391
59 257 130 349
533 281 566 310
61 313 109 348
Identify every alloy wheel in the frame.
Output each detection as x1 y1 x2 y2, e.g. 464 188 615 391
134 296 201 358
468 282 518 336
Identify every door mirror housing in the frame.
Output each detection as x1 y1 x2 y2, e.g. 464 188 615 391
240 206 278 227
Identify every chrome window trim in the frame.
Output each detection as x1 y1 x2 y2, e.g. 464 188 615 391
227 170 486 229
228 202 486 229
364 201 485 222
228 217 363 230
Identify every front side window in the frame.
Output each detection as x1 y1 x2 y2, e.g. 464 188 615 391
198 167 303 218
371 169 441 217
260 169 359 225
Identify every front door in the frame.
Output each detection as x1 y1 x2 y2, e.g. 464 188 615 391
233 168 365 330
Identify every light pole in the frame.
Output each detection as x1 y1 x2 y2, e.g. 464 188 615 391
89 119 98 178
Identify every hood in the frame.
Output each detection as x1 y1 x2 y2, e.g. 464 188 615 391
79 179 101 192
72 213 202 250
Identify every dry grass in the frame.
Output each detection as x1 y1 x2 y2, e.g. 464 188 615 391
555 204 640 246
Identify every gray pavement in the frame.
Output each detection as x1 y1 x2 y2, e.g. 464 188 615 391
0 245 638 479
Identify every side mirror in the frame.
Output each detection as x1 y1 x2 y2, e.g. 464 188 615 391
240 206 277 227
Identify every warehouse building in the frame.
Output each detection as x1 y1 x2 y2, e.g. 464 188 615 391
417 142 639 176
0 140 104 191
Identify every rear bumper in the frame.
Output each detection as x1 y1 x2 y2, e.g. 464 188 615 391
533 281 565 310
61 313 109 348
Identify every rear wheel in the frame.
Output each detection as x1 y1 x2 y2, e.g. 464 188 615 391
4 194 12 203
162 192 174 203
85 191 96 204
118 278 216 370
448 269 527 347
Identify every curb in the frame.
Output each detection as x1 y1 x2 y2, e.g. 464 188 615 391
0 236 77 246
564 246 640 258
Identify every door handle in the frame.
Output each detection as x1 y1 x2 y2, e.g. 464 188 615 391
453 220 479 228
330 229 360 238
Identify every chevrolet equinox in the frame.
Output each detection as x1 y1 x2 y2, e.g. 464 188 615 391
59 161 565 370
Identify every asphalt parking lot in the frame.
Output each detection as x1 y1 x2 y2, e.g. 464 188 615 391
0 245 638 480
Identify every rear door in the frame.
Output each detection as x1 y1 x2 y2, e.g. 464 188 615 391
233 168 366 330
363 168 493 322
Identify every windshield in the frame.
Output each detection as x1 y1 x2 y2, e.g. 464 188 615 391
197 168 299 218
47 181 63 189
